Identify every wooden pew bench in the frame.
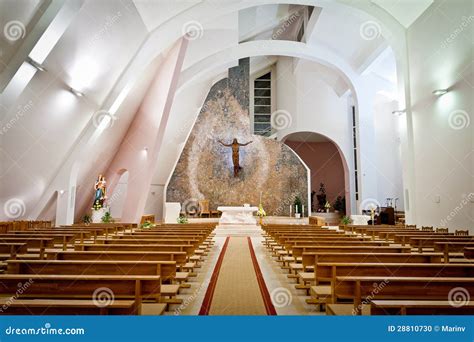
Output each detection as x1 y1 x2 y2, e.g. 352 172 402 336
7 259 182 305
334 276 474 315
370 300 474 315
0 299 141 315
308 263 474 308
0 274 162 314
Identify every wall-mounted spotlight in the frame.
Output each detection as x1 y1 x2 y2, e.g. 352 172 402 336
26 56 46 72
432 89 448 96
392 109 406 116
59 190 65 195
69 87 84 97
143 147 148 152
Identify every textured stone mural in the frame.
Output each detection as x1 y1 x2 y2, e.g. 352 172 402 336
167 59 308 215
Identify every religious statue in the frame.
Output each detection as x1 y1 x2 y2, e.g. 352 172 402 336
92 174 107 210
218 138 253 177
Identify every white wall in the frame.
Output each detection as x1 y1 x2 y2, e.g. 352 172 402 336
374 94 404 210
275 57 406 215
275 57 356 213
407 0 473 230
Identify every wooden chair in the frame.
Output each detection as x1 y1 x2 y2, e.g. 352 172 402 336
140 215 155 224
421 226 434 232
199 200 210 218
455 230 469 236
436 228 449 233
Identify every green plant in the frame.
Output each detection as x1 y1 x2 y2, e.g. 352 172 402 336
293 196 303 215
141 220 156 229
177 216 188 224
82 214 92 225
340 215 352 225
101 211 114 223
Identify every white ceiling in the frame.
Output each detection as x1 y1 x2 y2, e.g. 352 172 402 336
371 0 433 28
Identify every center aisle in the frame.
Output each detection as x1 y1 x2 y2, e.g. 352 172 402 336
199 236 276 315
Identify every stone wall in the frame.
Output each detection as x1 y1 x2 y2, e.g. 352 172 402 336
166 59 308 215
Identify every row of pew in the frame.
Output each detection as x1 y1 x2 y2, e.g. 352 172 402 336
262 223 474 315
0 221 215 315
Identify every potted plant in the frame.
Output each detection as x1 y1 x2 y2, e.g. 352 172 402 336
340 215 352 226
81 214 92 225
101 211 114 223
324 201 331 213
294 196 303 218
316 183 327 211
177 215 188 224
141 220 156 229
256 203 266 225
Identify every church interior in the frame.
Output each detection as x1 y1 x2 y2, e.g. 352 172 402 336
0 0 473 318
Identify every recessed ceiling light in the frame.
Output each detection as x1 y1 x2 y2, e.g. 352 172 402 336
26 56 46 72
432 89 448 96
69 87 84 97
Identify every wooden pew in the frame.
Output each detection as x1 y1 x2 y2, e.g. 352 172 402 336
7 259 176 282
0 299 138 315
0 237 54 259
50 250 188 265
308 263 474 307
434 241 474 262
465 247 474 259
333 276 474 315
74 243 195 255
370 300 474 315
293 245 411 259
410 236 474 253
0 274 162 314
0 243 28 260
301 252 443 268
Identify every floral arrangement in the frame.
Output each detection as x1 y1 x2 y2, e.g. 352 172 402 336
92 200 102 211
324 201 331 210
257 203 266 218
141 220 156 229
177 215 188 224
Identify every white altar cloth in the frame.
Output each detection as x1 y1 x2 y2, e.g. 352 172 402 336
217 206 258 225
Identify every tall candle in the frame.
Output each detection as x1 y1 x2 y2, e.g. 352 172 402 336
302 205 304 217
290 205 292 216
295 205 298 214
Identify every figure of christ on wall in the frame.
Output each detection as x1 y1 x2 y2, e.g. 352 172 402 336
218 138 253 177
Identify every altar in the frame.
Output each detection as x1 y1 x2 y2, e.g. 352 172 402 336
217 206 258 226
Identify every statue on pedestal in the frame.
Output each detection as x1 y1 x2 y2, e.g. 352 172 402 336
218 138 253 177
92 174 107 210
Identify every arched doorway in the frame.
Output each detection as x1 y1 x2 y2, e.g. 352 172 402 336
283 131 350 215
